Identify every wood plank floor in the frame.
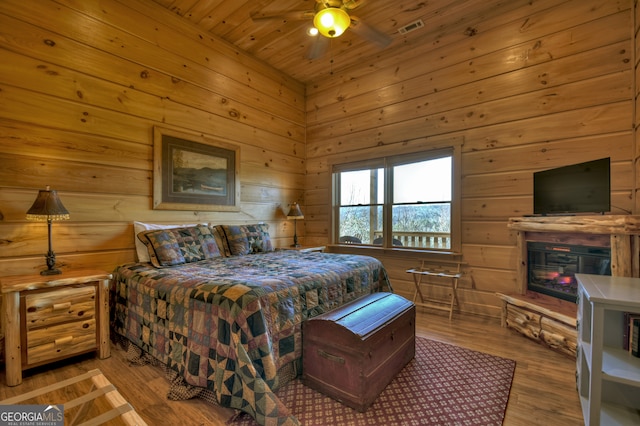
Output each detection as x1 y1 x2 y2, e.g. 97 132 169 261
0 308 584 425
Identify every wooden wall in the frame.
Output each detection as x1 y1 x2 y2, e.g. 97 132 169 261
305 0 636 317
0 0 637 321
0 0 306 277
635 0 640 214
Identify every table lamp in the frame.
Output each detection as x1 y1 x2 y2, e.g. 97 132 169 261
286 202 304 247
26 185 70 275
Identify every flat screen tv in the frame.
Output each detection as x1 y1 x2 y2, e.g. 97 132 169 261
533 157 610 215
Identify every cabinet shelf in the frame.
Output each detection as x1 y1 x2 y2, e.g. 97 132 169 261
580 397 640 425
584 341 640 385
576 274 640 425
601 346 640 385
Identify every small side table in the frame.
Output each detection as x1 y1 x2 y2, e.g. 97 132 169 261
1 270 112 386
279 246 326 253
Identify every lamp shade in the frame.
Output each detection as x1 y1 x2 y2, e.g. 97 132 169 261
313 7 351 38
26 186 70 221
286 202 304 220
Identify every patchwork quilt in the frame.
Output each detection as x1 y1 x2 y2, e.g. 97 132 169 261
110 250 390 425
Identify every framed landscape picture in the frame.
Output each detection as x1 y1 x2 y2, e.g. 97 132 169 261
153 126 240 211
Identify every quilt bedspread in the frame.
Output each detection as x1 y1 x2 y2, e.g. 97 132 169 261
110 250 390 425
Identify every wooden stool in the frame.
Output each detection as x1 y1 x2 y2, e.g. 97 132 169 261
407 259 465 320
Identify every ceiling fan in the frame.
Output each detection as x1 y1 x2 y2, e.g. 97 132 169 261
251 0 392 60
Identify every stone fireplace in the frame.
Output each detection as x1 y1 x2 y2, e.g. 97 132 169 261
498 215 640 357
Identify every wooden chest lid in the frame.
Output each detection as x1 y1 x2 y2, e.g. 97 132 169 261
306 292 414 340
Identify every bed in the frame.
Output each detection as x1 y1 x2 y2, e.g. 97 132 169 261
110 223 390 425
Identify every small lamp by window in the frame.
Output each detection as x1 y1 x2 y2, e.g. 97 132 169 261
26 186 70 275
286 202 304 247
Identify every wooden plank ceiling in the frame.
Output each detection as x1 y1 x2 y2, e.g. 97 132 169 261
150 0 497 84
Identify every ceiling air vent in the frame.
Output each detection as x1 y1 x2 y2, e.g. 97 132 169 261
398 19 424 35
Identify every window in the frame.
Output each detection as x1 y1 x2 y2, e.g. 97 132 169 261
332 148 460 252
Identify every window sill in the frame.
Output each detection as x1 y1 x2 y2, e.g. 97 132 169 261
326 244 461 259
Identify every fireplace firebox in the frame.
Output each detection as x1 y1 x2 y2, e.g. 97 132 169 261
527 241 611 302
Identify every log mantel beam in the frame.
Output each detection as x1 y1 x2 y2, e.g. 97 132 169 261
504 215 640 357
509 215 640 292
508 215 640 235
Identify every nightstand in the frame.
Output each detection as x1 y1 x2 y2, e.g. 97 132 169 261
279 246 326 253
1 270 112 386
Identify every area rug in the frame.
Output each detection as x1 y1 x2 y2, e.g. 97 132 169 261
227 337 516 426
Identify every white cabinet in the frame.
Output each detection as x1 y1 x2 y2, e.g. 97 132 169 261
575 274 640 425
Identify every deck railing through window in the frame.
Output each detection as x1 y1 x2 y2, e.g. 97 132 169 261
371 231 450 249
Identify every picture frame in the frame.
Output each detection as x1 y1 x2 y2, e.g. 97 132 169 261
153 126 240 211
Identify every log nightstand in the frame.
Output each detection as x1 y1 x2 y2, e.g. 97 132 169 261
1 270 112 386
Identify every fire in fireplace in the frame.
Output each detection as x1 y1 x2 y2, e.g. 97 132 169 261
527 241 611 302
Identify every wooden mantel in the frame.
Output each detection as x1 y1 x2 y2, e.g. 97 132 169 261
499 215 640 357
509 215 640 285
508 215 640 235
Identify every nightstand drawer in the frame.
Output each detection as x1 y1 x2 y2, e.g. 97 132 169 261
24 286 96 331
26 319 97 365
22 285 98 366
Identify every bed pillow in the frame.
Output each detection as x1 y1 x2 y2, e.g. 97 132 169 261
133 221 201 262
137 225 222 268
215 223 273 256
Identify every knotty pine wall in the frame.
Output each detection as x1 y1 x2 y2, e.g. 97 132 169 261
636 0 640 214
0 0 637 322
0 0 306 278
305 0 637 317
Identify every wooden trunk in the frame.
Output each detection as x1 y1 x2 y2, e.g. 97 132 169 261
302 292 415 412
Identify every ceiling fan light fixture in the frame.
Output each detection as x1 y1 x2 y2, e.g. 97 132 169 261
313 7 350 38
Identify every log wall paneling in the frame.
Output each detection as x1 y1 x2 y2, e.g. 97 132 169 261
307 0 636 318
0 0 638 326
636 0 640 214
0 0 306 281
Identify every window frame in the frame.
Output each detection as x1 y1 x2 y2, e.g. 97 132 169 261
330 145 461 254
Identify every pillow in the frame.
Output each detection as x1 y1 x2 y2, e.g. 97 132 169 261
133 221 201 262
137 225 222 268
215 223 273 256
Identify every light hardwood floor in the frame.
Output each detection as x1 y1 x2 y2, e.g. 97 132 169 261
0 308 584 425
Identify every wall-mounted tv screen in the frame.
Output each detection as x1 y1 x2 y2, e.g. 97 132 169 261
533 157 610 215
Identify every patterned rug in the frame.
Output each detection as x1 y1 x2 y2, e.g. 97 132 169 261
227 337 516 426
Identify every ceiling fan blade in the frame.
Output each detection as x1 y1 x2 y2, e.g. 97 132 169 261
305 36 330 60
350 16 392 49
343 0 366 10
250 10 314 22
